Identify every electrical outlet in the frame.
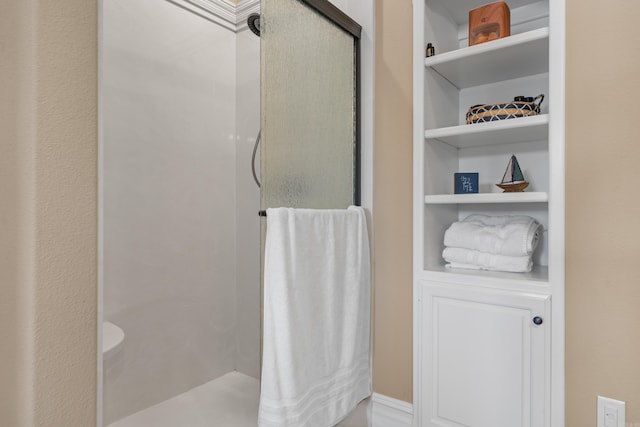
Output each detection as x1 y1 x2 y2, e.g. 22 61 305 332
597 396 626 427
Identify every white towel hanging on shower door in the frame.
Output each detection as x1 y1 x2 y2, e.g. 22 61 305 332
258 206 371 427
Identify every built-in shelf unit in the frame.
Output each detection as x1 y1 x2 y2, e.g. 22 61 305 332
412 0 565 425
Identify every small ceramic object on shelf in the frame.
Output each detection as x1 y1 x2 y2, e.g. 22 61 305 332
496 154 529 192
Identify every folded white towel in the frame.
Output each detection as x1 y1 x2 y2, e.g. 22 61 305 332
443 215 541 257
462 214 536 226
443 247 533 273
259 206 371 427
445 262 483 271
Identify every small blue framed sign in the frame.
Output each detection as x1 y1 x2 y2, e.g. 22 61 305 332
454 172 479 194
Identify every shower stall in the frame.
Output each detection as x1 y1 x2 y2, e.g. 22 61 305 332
101 0 261 424
99 0 367 425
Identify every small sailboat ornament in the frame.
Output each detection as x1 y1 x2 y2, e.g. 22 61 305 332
496 154 529 192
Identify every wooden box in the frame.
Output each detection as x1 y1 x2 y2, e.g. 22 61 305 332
468 2 510 46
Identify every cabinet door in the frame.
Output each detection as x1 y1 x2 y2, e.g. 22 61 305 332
417 281 550 427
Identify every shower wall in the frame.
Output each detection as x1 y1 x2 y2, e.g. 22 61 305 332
234 27 261 379
103 0 259 423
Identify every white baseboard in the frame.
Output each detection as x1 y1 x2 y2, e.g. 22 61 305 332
371 393 413 427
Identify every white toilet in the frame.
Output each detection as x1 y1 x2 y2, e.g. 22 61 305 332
103 321 125 360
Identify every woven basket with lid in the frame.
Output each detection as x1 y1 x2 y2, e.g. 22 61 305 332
466 94 544 124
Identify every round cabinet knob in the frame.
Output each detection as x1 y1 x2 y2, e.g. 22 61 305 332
532 316 544 325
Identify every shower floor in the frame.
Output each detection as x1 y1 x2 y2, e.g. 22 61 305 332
108 371 369 427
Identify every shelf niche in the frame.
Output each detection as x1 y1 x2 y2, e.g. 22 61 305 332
424 27 549 90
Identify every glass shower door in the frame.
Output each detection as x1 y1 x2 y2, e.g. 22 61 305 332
257 0 362 365
260 0 361 210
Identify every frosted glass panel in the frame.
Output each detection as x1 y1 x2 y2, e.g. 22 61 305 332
260 0 357 210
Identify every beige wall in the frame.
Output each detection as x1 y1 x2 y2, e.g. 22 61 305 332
0 0 98 426
372 0 414 403
565 0 640 425
0 2 32 425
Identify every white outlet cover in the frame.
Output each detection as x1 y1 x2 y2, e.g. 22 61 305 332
597 396 626 427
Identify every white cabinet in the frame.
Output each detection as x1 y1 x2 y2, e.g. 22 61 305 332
412 0 565 425
416 281 550 427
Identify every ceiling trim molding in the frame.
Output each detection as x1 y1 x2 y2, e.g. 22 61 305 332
166 0 260 32
235 0 261 30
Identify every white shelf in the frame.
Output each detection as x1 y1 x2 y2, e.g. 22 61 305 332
421 264 550 284
425 192 548 204
425 114 549 148
424 28 549 89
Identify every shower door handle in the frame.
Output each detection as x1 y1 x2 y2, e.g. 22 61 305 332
251 129 261 188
